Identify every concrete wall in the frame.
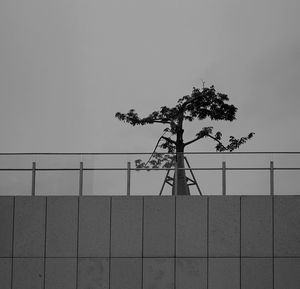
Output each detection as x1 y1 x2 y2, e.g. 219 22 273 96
0 195 299 289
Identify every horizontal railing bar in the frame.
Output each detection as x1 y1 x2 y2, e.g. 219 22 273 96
274 167 300 170
221 167 300 171
1 167 300 171
0 169 33 171
1 151 300 156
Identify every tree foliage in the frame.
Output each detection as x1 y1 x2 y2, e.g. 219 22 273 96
116 85 254 170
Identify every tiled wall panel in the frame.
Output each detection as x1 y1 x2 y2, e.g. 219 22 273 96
0 258 11 289
143 197 175 257
176 258 207 289
46 197 78 257
274 258 300 289
78 258 109 289
13 258 44 289
111 197 143 257
241 197 272 257
209 197 240 257
176 197 207 257
143 258 174 289
14 197 46 257
241 258 273 289
209 258 240 289
0 197 14 257
110 258 142 289
78 197 110 257
45 258 77 289
274 196 300 256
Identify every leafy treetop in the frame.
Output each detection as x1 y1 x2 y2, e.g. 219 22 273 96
116 86 254 159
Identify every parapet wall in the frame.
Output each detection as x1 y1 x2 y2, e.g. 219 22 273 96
0 195 299 289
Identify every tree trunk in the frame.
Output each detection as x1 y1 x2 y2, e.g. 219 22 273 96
172 143 190 195
170 114 190 195
172 152 190 195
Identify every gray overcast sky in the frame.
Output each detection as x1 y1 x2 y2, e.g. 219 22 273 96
0 0 300 153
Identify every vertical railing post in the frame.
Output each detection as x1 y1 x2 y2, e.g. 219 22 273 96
79 161 83 196
270 161 274 196
174 154 178 196
127 162 131 196
31 162 36 196
222 161 226 195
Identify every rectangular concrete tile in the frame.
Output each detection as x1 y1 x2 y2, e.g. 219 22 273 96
45 258 77 289
241 196 272 257
208 258 239 289
46 197 78 257
143 197 175 257
78 197 110 257
78 258 109 289
209 196 240 257
143 258 174 289
111 197 143 257
13 258 44 289
0 258 11 289
110 258 142 289
241 258 273 289
176 196 207 257
274 196 300 256
274 258 300 289
176 258 206 289
14 197 46 257
0 197 14 257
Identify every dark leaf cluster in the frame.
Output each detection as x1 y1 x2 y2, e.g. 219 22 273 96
115 86 238 133
195 127 213 139
181 86 237 122
215 133 255 152
135 153 175 170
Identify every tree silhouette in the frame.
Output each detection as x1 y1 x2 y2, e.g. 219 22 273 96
116 85 254 195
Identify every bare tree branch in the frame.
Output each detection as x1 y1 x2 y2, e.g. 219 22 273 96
152 120 172 124
184 136 202 147
184 133 226 149
206 134 226 150
161 136 176 144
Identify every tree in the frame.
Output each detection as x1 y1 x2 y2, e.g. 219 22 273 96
115 85 254 195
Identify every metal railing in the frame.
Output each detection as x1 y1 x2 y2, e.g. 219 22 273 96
0 152 300 196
